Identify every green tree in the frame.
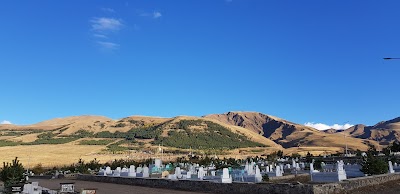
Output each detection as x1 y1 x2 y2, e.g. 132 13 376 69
361 155 388 175
0 157 26 187
361 145 388 175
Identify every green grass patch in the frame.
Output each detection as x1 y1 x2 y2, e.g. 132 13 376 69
79 139 115 145
154 120 266 150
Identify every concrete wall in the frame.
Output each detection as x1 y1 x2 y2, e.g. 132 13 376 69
312 172 400 194
77 175 314 194
77 172 400 194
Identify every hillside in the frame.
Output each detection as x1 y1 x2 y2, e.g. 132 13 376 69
2 112 397 166
342 117 400 144
204 112 379 150
0 115 277 150
0 114 281 166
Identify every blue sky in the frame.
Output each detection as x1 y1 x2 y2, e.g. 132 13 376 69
1 0 399 129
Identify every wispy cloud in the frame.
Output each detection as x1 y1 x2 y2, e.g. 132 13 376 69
101 8 115 13
304 122 354 131
97 41 119 50
90 17 123 32
139 11 162 19
1 120 12 125
153 11 162 19
93 34 108 38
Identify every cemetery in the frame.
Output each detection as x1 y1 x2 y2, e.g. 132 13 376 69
2 147 400 194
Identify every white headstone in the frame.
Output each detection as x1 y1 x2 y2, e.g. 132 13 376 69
255 165 262 183
175 167 182 179
198 167 205 180
310 163 314 173
275 166 283 177
221 168 232 183
136 167 143 174
143 166 150 178
211 171 216 176
186 171 192 179
128 165 136 177
113 167 121 177
155 159 162 168
337 160 347 181
168 174 177 180
389 161 395 173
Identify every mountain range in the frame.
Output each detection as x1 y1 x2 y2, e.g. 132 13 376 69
1 112 399 152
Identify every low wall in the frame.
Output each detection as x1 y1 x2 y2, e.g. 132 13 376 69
312 172 400 194
77 174 314 194
77 173 400 194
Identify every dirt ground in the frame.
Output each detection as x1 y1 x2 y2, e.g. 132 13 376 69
30 179 208 194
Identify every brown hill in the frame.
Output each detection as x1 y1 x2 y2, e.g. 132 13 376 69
322 128 344 134
342 117 400 144
204 112 379 150
0 114 280 149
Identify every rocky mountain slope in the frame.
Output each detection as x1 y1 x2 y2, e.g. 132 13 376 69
342 117 400 144
204 112 380 150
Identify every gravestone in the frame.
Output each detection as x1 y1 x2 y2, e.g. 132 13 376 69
337 160 347 181
175 167 182 179
198 167 205 180
221 168 232 183
155 159 162 168
275 166 283 177
186 171 192 179
292 159 296 169
142 166 150 178
255 165 262 183
128 165 136 177
136 167 143 174
211 171 216 176
389 161 395 173
105 167 112 175
113 167 121 177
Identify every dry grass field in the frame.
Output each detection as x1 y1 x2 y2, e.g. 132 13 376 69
0 113 396 168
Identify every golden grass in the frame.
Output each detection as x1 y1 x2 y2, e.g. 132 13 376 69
9 133 39 142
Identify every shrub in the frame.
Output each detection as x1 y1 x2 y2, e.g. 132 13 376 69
0 157 25 187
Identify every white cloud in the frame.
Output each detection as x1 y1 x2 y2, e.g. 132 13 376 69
304 122 353 131
101 8 115 13
93 34 108 38
97 41 119 50
1 120 12 125
153 11 162 19
90 17 123 32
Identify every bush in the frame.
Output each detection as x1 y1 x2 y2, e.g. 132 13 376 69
361 155 388 175
262 174 269 182
361 145 389 175
0 157 25 187
79 139 114 145
31 163 46 175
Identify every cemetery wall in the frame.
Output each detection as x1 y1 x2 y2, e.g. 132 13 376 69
78 173 400 194
77 174 314 194
312 172 400 194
